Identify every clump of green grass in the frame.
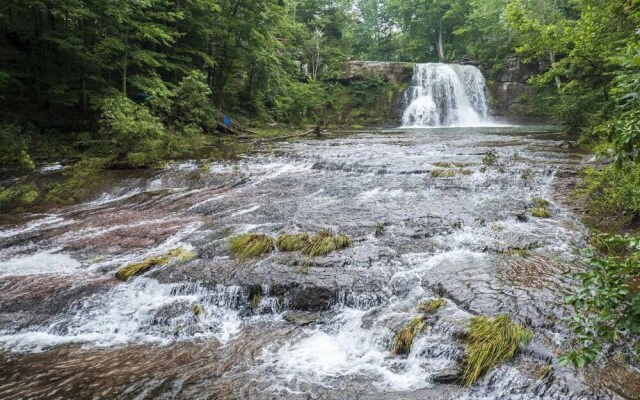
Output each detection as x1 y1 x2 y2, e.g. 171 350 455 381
458 169 473 176
393 316 426 355
462 315 533 386
418 298 446 314
433 161 468 168
229 233 275 260
483 149 498 166
276 233 310 251
431 170 457 178
375 223 384 237
532 198 550 208
506 248 530 258
531 207 552 218
302 230 352 256
115 248 195 281
192 304 205 316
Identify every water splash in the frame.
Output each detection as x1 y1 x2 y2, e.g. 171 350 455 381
402 63 489 127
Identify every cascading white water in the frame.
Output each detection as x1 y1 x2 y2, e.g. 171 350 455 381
402 63 489 127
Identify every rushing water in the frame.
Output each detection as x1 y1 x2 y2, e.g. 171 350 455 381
402 63 490 127
0 126 637 399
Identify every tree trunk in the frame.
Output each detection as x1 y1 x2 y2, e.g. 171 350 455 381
436 18 445 62
122 34 128 95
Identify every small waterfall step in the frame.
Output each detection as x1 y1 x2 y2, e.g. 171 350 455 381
402 63 489 128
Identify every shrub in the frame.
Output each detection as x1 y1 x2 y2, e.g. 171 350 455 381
97 93 167 167
462 315 533 386
560 233 640 368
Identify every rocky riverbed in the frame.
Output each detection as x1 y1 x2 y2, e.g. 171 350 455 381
1 126 638 399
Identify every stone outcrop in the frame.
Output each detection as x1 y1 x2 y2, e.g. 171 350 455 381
341 61 414 84
487 56 549 116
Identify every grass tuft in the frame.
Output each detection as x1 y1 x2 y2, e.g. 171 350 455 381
418 298 446 314
276 233 310 251
393 316 426 355
462 315 533 386
192 304 205 316
229 233 275 260
431 169 457 178
375 223 384 237
115 248 195 281
301 230 352 256
532 197 550 208
531 208 552 218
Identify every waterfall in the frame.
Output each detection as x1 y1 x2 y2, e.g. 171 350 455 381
402 63 489 127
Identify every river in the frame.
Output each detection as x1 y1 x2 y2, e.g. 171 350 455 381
5 125 635 399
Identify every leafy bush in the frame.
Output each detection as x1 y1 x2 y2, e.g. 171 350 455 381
561 233 640 368
97 93 167 167
0 123 35 169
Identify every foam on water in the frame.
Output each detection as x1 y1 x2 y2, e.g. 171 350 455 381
0 278 243 352
0 250 81 277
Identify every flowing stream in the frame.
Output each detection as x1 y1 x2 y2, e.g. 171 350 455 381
2 124 636 399
402 63 490 127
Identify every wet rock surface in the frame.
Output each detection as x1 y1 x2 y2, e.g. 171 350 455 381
0 126 636 399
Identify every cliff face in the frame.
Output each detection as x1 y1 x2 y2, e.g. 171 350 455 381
340 61 415 85
486 56 548 116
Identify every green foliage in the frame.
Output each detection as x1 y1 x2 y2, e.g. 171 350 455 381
418 298 446 314
229 234 276 260
577 164 640 226
0 123 35 169
115 248 195 281
393 316 426 355
462 315 533 386
44 158 108 204
0 181 40 210
560 233 640 368
97 94 167 167
482 149 498 166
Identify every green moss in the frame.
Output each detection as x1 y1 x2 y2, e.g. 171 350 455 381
418 298 446 314
276 233 310 251
393 316 426 355
531 208 552 218
462 315 533 386
301 230 352 256
229 233 275 260
115 248 195 281
483 149 498 166
458 169 473 176
506 248 530 258
532 198 550 208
